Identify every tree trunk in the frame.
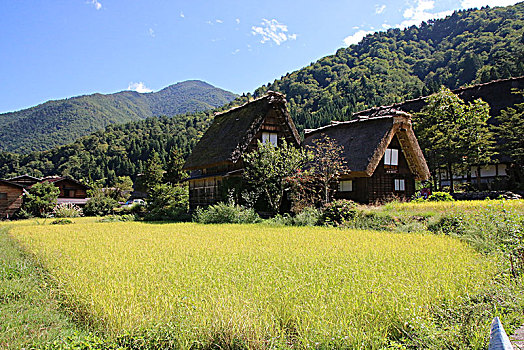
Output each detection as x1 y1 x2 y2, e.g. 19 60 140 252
476 165 482 189
448 162 454 193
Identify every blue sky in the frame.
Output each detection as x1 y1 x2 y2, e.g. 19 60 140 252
0 0 520 113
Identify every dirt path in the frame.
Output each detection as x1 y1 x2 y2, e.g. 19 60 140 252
511 325 524 350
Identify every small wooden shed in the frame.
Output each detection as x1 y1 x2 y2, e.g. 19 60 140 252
0 180 25 219
304 110 430 203
183 91 300 209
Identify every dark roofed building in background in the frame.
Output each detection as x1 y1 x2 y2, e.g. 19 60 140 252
353 76 524 189
304 111 430 203
0 180 25 219
183 91 301 210
0 175 90 218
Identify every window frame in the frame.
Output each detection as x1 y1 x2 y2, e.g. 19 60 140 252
262 132 278 146
0 192 7 200
384 148 399 166
394 179 405 191
338 180 353 192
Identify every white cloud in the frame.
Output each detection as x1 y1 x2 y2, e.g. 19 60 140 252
90 0 102 10
232 49 240 55
236 18 240 24
400 0 453 27
216 19 223 23
148 28 155 37
180 11 185 18
343 29 374 46
375 4 386 14
382 23 391 29
460 0 521 8
127 82 153 93
251 18 297 45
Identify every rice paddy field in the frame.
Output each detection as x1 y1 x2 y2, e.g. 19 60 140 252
3 215 513 349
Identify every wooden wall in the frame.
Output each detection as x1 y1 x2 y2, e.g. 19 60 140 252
0 183 23 219
335 135 417 204
54 180 88 198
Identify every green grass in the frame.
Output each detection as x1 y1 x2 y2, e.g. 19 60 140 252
0 225 85 349
7 218 507 349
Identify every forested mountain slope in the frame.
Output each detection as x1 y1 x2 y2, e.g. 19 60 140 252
255 2 524 131
0 80 237 154
1 2 523 183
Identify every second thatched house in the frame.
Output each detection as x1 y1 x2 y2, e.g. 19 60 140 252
304 110 430 203
183 92 300 209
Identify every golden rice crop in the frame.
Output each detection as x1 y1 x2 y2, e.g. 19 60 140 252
383 198 524 215
10 219 497 348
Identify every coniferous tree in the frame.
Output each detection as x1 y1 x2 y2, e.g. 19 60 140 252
143 152 164 192
164 149 188 184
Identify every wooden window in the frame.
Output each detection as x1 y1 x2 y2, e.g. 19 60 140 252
0 193 6 200
338 180 353 192
64 189 76 198
384 148 399 166
262 132 278 146
394 179 405 191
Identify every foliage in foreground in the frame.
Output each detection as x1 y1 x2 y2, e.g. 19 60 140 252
193 202 261 224
21 181 60 218
9 220 514 349
0 226 84 349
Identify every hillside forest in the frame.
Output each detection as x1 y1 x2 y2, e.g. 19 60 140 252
0 3 523 187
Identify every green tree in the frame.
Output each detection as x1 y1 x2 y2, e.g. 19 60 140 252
22 182 60 217
84 185 119 216
494 95 524 187
164 148 187 184
414 87 494 192
242 141 309 214
143 152 164 192
307 134 349 204
107 176 134 203
145 183 189 221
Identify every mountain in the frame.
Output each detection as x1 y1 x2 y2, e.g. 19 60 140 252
1 2 523 183
0 80 237 154
254 2 524 132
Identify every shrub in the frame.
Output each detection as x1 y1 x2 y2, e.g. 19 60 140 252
21 182 60 217
428 192 454 202
145 184 189 221
99 214 136 223
293 207 322 226
52 203 83 218
84 196 119 217
51 218 73 225
193 202 261 224
320 200 358 226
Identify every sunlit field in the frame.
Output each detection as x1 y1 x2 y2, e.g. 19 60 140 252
8 219 499 348
381 198 524 216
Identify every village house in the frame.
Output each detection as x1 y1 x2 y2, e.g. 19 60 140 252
354 76 524 189
0 180 25 219
183 91 301 210
304 110 430 203
0 175 90 218
39 176 90 206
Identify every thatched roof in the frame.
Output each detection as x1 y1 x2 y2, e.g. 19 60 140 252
183 91 300 170
304 111 430 180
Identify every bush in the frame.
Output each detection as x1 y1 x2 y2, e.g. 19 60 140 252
52 203 83 218
145 184 189 221
21 182 60 217
193 202 261 224
51 218 73 225
84 196 119 217
428 192 454 202
99 214 136 223
320 200 358 226
292 207 322 226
